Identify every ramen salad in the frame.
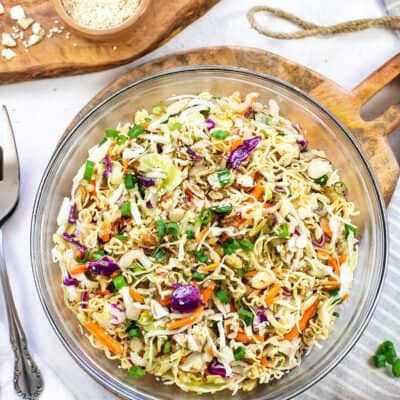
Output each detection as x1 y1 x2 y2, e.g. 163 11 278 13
52 92 359 394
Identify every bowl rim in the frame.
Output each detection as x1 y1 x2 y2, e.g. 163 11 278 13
51 0 151 39
31 65 388 400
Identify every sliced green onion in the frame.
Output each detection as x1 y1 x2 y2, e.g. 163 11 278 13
155 219 166 239
215 289 230 304
193 250 209 263
74 251 90 264
217 169 232 187
132 263 146 273
92 250 105 261
212 204 233 214
273 223 289 238
192 271 206 281
151 104 166 116
120 201 131 217
234 347 246 361
373 354 387 368
344 223 357 239
98 137 108 146
128 366 145 378
315 174 329 186
198 208 212 227
221 238 240 255
124 174 137 189
392 358 400 377
168 121 182 131
166 222 179 240
255 113 273 125
144 117 152 123
100 214 105 222
163 341 172 354
211 130 229 140
105 129 119 138
128 327 141 338
185 230 195 239
153 248 167 263
333 181 348 196
83 160 95 181
238 307 254 326
128 124 145 138
332 311 340 318
377 341 397 364
239 239 254 252
115 233 128 241
112 275 127 290
117 135 128 145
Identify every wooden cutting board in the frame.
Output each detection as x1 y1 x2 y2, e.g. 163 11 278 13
0 0 218 84
63 46 400 204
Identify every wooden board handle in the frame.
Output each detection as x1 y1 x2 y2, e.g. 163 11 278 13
311 53 400 204
352 53 400 137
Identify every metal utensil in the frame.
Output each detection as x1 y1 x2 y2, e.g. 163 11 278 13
0 106 43 399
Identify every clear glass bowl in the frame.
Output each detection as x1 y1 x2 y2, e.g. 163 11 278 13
31 67 387 400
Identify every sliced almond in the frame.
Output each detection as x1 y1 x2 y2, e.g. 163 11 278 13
18 17 34 30
1 33 17 47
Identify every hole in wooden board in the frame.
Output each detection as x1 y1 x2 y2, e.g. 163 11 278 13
360 75 400 121
360 75 400 164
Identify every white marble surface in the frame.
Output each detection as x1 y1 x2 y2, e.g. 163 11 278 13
0 1 399 399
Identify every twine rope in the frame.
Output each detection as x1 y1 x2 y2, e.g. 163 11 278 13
247 5 400 39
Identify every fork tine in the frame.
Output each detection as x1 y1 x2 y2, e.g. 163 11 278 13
0 106 20 187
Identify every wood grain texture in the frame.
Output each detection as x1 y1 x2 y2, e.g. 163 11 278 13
0 0 219 84
62 46 400 204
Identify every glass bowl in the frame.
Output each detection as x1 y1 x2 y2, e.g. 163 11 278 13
31 67 387 400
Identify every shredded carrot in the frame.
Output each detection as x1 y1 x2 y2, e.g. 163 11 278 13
166 307 203 330
195 226 209 244
338 254 347 265
265 283 281 308
316 248 330 257
159 296 172 306
284 300 319 341
230 138 244 152
201 281 216 303
76 249 84 259
252 171 261 180
235 332 264 344
342 293 350 302
230 301 236 312
70 265 88 275
238 218 248 226
84 322 124 354
322 223 332 237
264 202 273 208
110 271 120 279
88 180 97 196
180 356 187 364
143 120 150 129
95 289 110 296
123 159 130 171
129 287 144 303
250 184 264 200
244 271 258 279
99 220 112 243
261 356 269 367
199 263 219 273
328 256 340 276
184 187 195 200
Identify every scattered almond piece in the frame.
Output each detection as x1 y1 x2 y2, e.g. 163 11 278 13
1 48 16 60
17 17 34 30
2 32 17 47
10 5 25 20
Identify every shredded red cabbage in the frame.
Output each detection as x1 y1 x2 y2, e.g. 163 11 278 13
255 307 268 323
87 256 120 276
312 233 325 248
68 203 77 224
171 283 202 313
294 123 303 133
227 136 261 170
63 277 79 286
146 199 153 209
62 232 87 254
81 291 89 309
205 118 215 130
137 176 155 188
274 186 286 194
296 135 308 151
185 145 203 161
244 107 255 119
103 156 112 179
207 358 227 377
282 288 292 296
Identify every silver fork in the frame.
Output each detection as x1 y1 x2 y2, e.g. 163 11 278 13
0 106 43 399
